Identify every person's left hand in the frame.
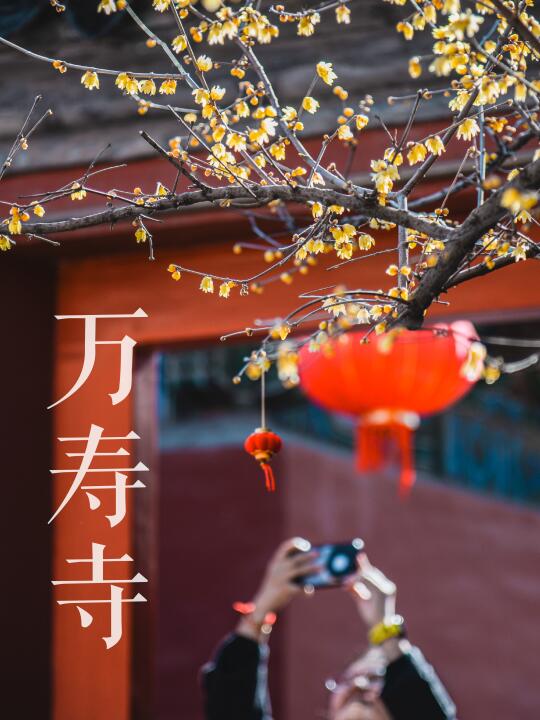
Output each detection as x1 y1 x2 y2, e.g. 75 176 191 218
236 538 321 641
252 537 321 616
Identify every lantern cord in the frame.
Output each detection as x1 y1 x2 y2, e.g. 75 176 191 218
261 366 266 429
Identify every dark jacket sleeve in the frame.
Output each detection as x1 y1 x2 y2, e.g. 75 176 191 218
381 646 457 720
201 633 268 720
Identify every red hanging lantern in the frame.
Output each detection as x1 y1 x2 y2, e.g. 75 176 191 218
298 321 481 495
244 428 282 492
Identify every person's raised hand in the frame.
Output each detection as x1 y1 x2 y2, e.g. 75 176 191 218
346 554 397 630
253 537 321 616
236 537 321 642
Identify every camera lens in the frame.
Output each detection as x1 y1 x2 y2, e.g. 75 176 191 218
330 552 351 575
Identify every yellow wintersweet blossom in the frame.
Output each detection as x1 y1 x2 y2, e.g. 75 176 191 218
33 203 45 217
139 79 157 95
336 4 350 24
312 202 324 219
310 238 325 254
302 96 319 114
8 207 28 234
337 125 353 141
386 264 399 276
0 235 12 251
249 117 277 144
383 147 403 166
511 242 528 262
271 323 291 341
159 79 177 95
167 263 181 281
408 56 422 78
425 135 445 156
153 0 171 12
500 188 537 215
200 275 214 293
235 101 250 118
330 223 356 243
276 342 299 387
447 10 483 41
484 364 501 385
407 142 427 165
329 204 345 215
448 91 471 113
115 73 138 94
226 132 247 152
333 85 348 101
172 35 187 53
81 71 99 90
98 0 117 13
507 169 519 182
212 125 226 143
246 357 271 381
396 21 413 40
370 160 400 194
460 342 486 381
210 85 226 101
316 61 337 86
336 241 354 260
70 183 87 201
196 55 213 72
516 209 532 224
356 307 370 323
323 297 347 317
358 233 375 251
456 118 480 141
138 101 150 116
269 142 286 161
282 106 297 123
355 114 369 131
52 60 67 74
193 88 210 106
219 281 236 298
298 13 320 36
135 227 147 243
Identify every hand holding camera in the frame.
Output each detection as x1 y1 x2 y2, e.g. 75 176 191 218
236 538 321 641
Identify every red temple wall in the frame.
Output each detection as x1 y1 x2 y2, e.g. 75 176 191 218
152 442 540 720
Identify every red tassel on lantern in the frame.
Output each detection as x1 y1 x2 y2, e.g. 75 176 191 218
244 428 282 492
357 411 419 496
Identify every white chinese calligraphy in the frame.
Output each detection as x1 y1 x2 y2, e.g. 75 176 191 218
48 308 148 409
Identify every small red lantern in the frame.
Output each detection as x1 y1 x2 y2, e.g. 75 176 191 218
299 321 481 495
244 428 282 492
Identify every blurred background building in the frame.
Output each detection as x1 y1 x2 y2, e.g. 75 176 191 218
1 2 539 720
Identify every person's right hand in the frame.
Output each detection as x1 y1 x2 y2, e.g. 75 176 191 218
346 554 397 630
252 537 321 617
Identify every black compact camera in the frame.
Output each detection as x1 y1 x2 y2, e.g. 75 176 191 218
294 538 364 589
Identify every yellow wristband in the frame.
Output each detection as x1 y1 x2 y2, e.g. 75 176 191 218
368 615 406 646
